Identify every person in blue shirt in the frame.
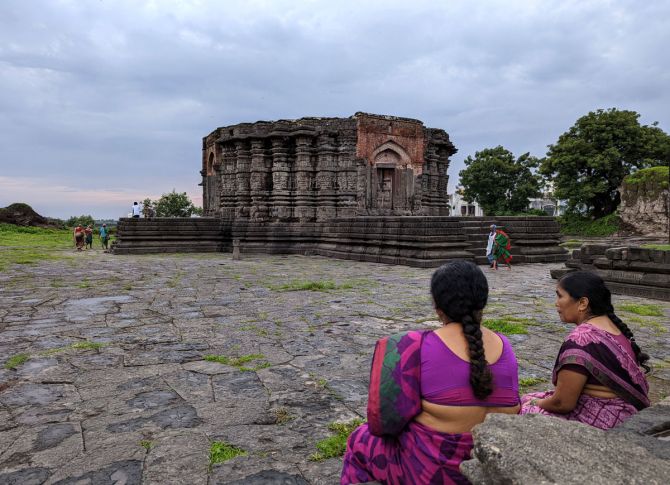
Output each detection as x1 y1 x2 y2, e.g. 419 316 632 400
99 224 109 250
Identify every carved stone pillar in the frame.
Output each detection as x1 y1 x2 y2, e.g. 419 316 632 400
249 139 269 222
234 140 251 219
336 136 358 218
294 135 315 222
220 143 237 220
355 159 369 214
270 137 292 221
315 134 337 221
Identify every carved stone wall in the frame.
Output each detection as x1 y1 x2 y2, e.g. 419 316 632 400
201 113 456 220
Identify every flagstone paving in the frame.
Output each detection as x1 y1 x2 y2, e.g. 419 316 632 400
1 252 669 484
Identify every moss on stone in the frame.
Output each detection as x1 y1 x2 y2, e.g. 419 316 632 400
624 166 669 190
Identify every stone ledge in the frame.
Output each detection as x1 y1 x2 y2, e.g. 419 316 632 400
461 399 670 484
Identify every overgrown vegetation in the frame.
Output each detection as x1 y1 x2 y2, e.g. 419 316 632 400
642 244 670 251
309 419 365 461
519 377 547 394
4 353 30 369
209 441 247 469
619 303 665 317
558 213 620 236
204 353 270 371
139 440 154 451
0 223 74 270
482 317 531 335
624 166 669 189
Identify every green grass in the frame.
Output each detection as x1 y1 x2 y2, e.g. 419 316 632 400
40 340 106 355
641 244 670 251
309 419 365 461
70 341 105 350
139 440 154 451
558 213 620 237
0 223 75 270
620 304 665 317
625 166 669 189
482 317 530 335
204 353 270 371
519 377 547 394
209 441 247 468
4 353 30 369
268 278 377 292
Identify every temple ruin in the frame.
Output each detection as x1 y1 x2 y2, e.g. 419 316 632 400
201 113 454 220
113 113 568 266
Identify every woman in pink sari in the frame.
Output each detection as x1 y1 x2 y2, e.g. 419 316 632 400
521 271 650 429
341 261 521 484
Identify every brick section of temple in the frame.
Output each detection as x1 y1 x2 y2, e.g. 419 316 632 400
200 113 456 221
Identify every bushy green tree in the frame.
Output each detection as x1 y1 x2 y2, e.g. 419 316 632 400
458 146 542 215
154 190 200 217
541 108 670 217
141 198 155 218
65 215 95 227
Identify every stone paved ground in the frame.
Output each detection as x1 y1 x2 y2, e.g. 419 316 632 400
1 252 669 484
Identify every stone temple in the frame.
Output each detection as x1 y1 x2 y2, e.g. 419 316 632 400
201 113 455 220
113 113 568 267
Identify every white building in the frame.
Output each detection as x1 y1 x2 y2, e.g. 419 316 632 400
448 188 565 217
448 191 485 217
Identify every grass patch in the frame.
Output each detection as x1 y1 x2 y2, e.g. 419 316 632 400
519 377 547 394
483 318 529 335
4 353 30 369
139 440 154 451
620 304 665 317
40 340 106 355
272 279 337 292
274 407 294 425
310 419 365 461
558 213 619 237
559 240 584 249
0 224 75 270
204 353 270 371
70 341 105 350
209 441 247 468
641 244 670 251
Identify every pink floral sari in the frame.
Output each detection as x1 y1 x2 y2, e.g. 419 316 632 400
521 324 649 429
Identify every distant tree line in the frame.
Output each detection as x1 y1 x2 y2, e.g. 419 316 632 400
458 108 670 219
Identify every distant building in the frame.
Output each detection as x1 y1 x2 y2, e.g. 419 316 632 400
448 190 484 217
448 187 564 217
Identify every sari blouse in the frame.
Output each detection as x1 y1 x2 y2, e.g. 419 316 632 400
553 324 650 411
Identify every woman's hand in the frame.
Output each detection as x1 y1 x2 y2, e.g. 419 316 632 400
537 369 587 413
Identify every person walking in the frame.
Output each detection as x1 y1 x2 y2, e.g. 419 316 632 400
84 225 93 249
99 224 109 251
131 202 141 218
73 225 85 251
491 226 513 270
486 224 497 268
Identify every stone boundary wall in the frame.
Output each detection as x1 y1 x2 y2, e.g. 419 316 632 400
113 216 568 267
550 244 670 301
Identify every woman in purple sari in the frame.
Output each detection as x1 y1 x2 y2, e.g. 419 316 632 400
341 261 521 485
521 271 650 429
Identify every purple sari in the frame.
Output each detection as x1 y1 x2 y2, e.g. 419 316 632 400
341 331 474 485
521 324 649 429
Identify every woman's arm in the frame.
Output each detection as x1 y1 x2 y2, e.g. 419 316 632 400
535 369 587 413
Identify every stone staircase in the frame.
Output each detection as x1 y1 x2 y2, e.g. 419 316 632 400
112 218 229 254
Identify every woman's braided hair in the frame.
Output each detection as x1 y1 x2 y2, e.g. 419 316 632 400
430 260 492 399
559 271 650 373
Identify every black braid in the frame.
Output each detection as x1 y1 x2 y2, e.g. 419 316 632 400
431 260 491 400
462 313 493 399
608 311 651 373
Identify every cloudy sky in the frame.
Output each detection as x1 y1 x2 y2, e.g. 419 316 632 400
1 0 668 219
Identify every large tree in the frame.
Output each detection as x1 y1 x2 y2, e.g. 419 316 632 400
154 190 201 217
541 108 670 217
458 146 542 215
